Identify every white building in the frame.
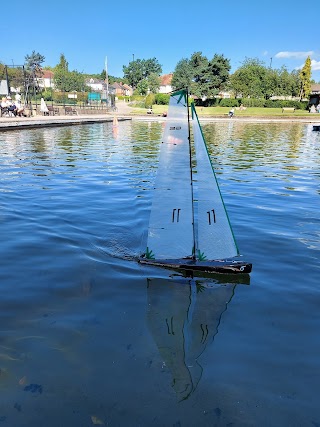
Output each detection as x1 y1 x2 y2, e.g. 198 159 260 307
85 78 106 92
38 70 55 89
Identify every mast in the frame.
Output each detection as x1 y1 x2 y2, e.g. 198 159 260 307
105 56 109 107
186 89 196 260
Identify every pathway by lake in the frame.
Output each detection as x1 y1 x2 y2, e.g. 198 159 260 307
0 120 319 426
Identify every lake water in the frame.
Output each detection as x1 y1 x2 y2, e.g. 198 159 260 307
0 120 319 426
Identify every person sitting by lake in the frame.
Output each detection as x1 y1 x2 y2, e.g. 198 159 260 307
1 96 17 116
15 99 25 117
6 96 18 116
228 107 235 118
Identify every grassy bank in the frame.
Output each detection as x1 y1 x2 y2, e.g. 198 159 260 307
130 104 316 118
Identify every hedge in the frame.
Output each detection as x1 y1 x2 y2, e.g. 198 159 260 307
155 93 170 105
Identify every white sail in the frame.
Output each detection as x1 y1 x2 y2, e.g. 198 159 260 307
145 90 194 259
191 104 239 260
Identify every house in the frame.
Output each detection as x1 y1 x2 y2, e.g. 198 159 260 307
85 78 107 92
159 74 173 94
38 70 54 89
109 82 133 96
217 91 231 99
122 83 133 96
309 84 320 106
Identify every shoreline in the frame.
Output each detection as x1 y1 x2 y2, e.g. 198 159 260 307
0 112 320 131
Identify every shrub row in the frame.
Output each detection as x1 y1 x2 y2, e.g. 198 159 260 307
194 97 309 110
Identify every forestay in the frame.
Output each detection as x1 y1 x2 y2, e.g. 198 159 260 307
146 90 194 259
191 104 239 260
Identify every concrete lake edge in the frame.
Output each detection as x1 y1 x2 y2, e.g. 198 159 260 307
1 112 320 132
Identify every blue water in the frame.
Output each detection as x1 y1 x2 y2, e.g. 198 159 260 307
0 120 319 426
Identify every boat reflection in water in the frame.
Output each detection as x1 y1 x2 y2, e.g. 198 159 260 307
146 275 249 401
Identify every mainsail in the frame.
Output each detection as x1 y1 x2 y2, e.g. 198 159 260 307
145 90 194 259
191 104 239 260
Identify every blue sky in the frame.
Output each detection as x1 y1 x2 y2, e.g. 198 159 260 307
3 0 320 82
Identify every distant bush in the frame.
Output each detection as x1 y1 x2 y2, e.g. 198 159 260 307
218 98 240 107
130 94 145 102
264 99 308 110
37 90 51 101
155 93 170 105
240 98 265 107
145 93 155 108
193 98 219 107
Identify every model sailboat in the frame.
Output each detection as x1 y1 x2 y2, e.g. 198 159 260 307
139 89 252 274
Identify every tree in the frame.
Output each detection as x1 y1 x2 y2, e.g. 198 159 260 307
54 69 87 92
230 58 269 98
172 52 231 98
299 56 311 100
276 67 300 97
123 57 162 88
53 54 87 92
189 51 210 98
24 51 46 96
171 58 193 90
54 53 69 72
25 51 45 74
202 53 231 98
135 79 149 95
123 59 143 88
147 73 160 94
142 58 162 78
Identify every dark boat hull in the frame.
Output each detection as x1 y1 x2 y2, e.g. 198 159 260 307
139 257 252 274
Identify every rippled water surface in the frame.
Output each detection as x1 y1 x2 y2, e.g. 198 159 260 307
0 120 319 426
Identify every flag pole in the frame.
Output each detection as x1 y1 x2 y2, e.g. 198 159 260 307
105 56 109 107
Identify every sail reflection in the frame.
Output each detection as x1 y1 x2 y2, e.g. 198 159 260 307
146 277 249 401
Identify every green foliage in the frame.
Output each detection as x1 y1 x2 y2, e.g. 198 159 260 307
193 97 219 107
171 58 193 90
299 56 312 100
123 57 162 88
51 91 88 104
53 53 87 92
53 54 87 93
130 94 145 102
2 65 25 90
230 58 269 99
230 58 302 100
145 93 155 108
25 51 45 73
135 79 149 95
154 93 170 105
264 99 308 110
172 51 231 99
41 90 53 101
240 98 266 107
54 53 69 72
219 98 239 107
147 73 160 94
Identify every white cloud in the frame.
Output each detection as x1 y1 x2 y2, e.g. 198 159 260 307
295 59 320 71
275 51 314 59
262 51 269 56
311 60 320 71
